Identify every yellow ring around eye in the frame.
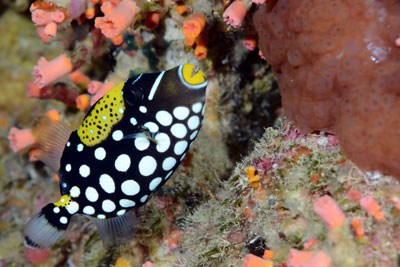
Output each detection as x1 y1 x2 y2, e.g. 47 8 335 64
182 64 206 85
54 195 71 207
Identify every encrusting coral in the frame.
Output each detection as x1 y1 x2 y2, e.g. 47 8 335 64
179 121 400 266
253 0 400 179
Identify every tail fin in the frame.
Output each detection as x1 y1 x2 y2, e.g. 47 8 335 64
24 202 72 249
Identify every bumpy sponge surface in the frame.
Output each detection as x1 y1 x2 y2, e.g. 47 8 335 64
254 0 400 177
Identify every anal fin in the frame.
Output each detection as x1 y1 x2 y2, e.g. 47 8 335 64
87 211 137 247
35 118 72 172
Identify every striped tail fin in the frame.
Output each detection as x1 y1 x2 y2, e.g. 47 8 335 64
24 202 72 249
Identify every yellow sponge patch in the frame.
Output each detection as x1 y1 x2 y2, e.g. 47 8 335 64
77 82 126 146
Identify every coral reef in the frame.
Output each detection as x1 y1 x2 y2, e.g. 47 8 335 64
253 0 400 178
180 121 400 266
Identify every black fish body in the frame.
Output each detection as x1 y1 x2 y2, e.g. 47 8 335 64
24 64 207 249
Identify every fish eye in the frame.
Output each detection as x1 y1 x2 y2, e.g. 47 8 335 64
125 87 144 106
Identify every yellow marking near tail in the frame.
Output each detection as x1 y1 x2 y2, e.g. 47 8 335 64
77 82 126 146
182 64 206 85
54 195 71 207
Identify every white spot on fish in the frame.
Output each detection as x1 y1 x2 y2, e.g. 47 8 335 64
139 106 147 113
149 177 162 191
115 154 131 172
119 199 136 208
85 187 99 202
190 130 199 140
79 164 90 177
188 116 200 130
155 133 170 153
112 130 123 141
192 102 202 113
173 106 190 120
99 174 115 193
66 201 79 214
94 147 106 160
60 216 68 224
144 122 159 133
65 164 72 172
83 206 95 215
121 180 140 196
171 123 187 138
70 186 81 197
156 110 173 126
102 199 116 213
77 143 84 152
162 157 176 171
174 141 188 155
138 156 157 176
117 209 126 216
134 137 150 151
140 195 148 203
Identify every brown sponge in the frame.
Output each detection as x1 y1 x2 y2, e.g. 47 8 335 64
254 0 400 177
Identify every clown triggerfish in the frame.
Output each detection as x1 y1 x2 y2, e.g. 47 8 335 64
24 64 207 248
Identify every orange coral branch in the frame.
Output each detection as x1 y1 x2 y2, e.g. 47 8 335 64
242 254 273 267
194 34 208 60
69 70 90 87
183 13 206 38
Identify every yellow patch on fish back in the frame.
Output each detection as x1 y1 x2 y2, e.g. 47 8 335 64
77 82 126 146
182 64 206 85
54 195 71 207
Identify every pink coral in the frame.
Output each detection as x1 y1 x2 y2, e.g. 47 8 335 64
44 21 57 37
31 9 65 38
31 9 53 26
287 249 331 267
8 127 36 153
36 26 51 43
253 0 400 179
223 0 247 28
88 80 103 94
313 195 346 230
242 254 273 267
360 195 384 220
32 54 73 88
142 261 154 267
95 0 137 39
243 36 257 51
90 82 115 106
24 247 50 264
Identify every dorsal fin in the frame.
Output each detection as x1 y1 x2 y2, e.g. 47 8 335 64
35 118 72 173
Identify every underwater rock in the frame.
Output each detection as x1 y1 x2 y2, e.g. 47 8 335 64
253 0 400 178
